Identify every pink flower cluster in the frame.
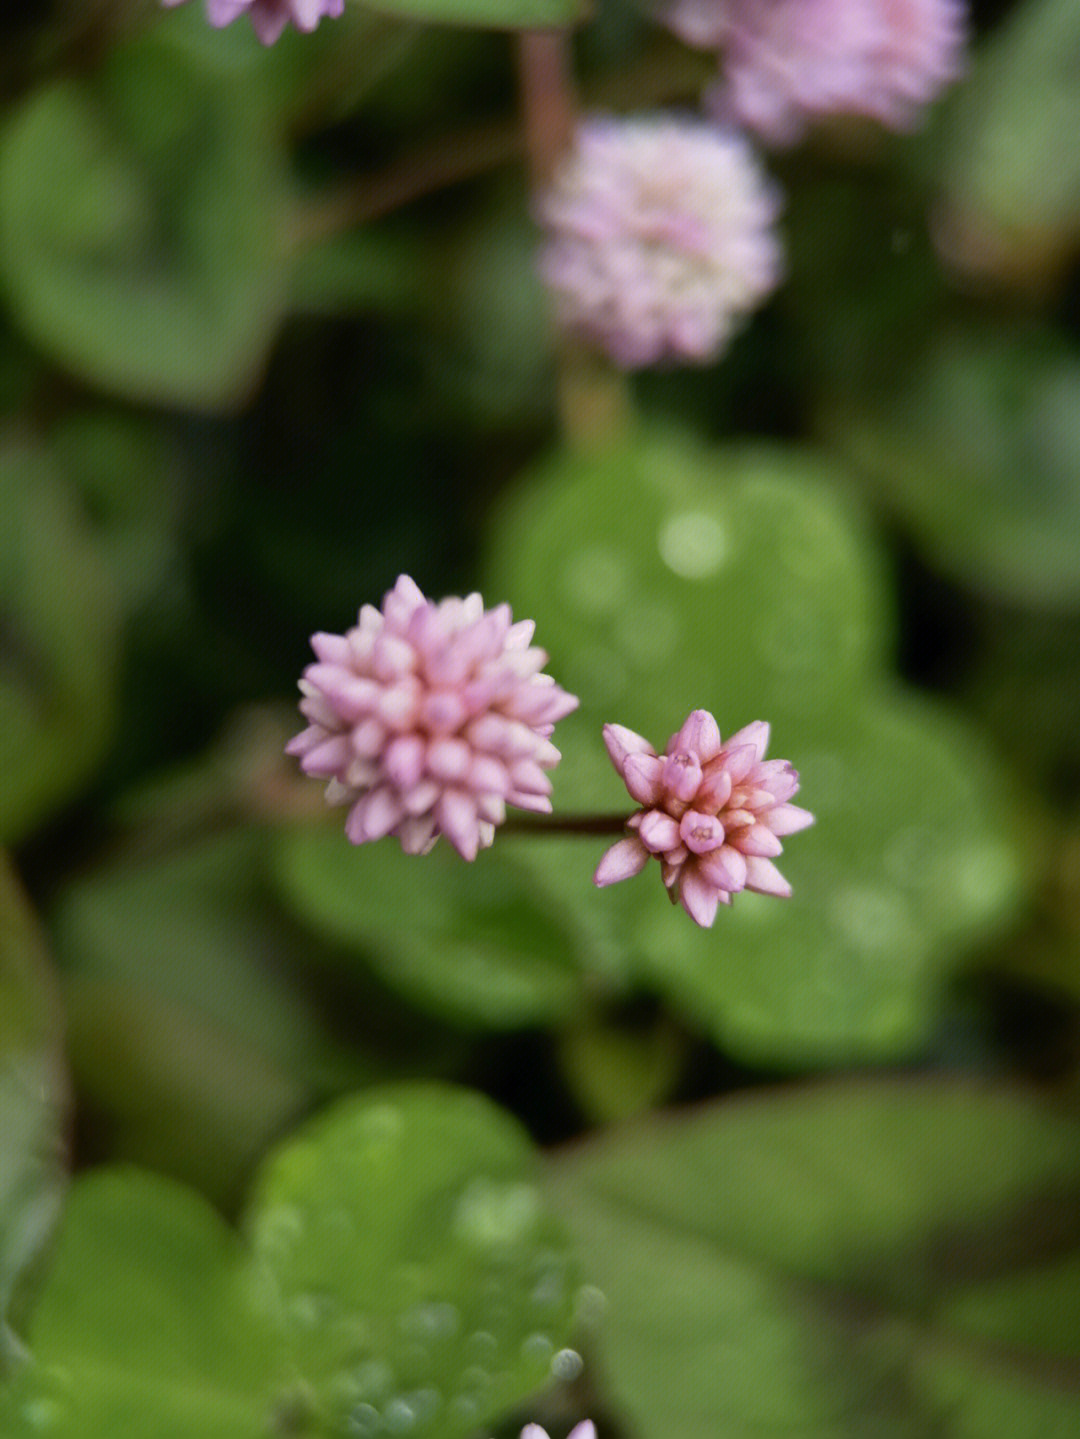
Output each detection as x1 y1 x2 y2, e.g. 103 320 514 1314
161 0 343 45
521 1427 595 1439
286 576 578 861
537 116 782 368
594 710 814 927
665 0 966 145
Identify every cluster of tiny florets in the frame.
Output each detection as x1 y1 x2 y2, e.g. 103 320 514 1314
594 709 814 928
537 115 783 369
161 0 343 44
665 0 966 145
286 576 579 862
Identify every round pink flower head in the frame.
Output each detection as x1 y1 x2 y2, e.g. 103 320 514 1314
286 576 579 861
161 0 344 45
536 115 782 369
665 0 966 146
594 710 814 928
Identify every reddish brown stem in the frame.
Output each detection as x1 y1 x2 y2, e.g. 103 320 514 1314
514 30 577 189
501 813 629 837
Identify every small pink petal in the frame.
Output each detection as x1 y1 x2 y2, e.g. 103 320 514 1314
301 734 352 777
662 750 703 804
427 738 472 783
420 689 469 733
623 752 664 805
603 723 656 771
397 815 438 854
698 845 747 893
744 855 792 897
679 810 725 854
638 810 681 853
767 803 815 835
737 823 783 858
721 743 757 784
383 735 425 791
309 631 352 665
726 720 770 760
679 868 720 927
346 787 405 844
436 791 481 861
595 836 649 886
696 765 732 810
672 709 721 761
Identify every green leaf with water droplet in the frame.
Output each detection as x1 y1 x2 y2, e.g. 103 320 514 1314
0 31 290 410
0 443 119 845
245 1084 579 1437
275 826 588 1027
2 1169 278 1437
0 859 67 1365
548 1076 1080 1439
486 430 1024 1064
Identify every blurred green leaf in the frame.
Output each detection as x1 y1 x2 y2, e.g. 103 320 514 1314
0 442 119 845
4 1086 577 1436
486 430 1024 1064
360 0 586 31
49 826 370 1202
246 1085 579 1435
548 1077 1080 1439
1 1170 275 1437
0 858 66 1362
824 325 1080 608
934 0 1080 285
0 32 290 410
275 826 587 1027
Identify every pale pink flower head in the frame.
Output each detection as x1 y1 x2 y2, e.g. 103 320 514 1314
537 115 782 368
665 0 966 146
595 710 814 928
521 1426 597 1439
161 0 344 45
286 575 579 861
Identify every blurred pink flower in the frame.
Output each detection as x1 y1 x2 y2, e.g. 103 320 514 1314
665 0 966 145
537 115 782 368
595 710 813 927
521 1427 596 1439
287 575 578 861
161 0 344 45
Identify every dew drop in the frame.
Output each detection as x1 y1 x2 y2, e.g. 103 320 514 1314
345 1402 382 1436
459 1364 493 1392
340 1359 394 1404
399 1301 460 1341
550 1348 584 1381
453 1178 540 1249
573 1284 608 1326
464 1330 499 1362
448 1394 479 1422
383 1397 417 1432
659 511 730 579
521 1332 554 1364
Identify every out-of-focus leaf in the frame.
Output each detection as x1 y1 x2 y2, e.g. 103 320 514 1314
0 442 119 845
1 1170 275 1437
486 430 1023 1064
0 858 66 1362
275 826 587 1027
4 1086 578 1436
290 225 429 318
246 1085 579 1437
934 0 1080 285
548 1077 1080 1439
49 826 370 1202
0 32 290 410
360 0 586 31
825 326 1080 608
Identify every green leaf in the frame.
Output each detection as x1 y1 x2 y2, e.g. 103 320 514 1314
359 0 586 32
275 826 587 1027
548 1077 1080 1439
0 33 290 410
824 325 1080 608
3 1170 276 1437
0 442 119 845
245 1085 580 1437
934 0 1080 282
0 859 67 1361
485 430 1024 1064
49 826 371 1202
